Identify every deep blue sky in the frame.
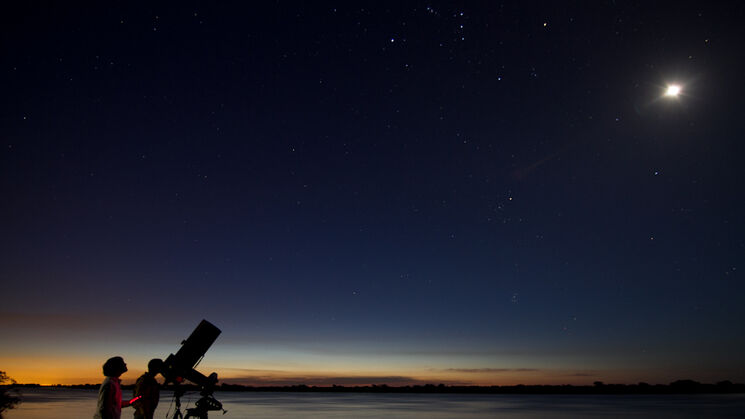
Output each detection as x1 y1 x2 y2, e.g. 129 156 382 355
1 1 744 385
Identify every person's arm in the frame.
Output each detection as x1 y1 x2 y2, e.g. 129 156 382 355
130 376 144 409
122 395 141 408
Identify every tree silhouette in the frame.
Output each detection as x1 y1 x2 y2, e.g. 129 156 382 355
0 371 21 418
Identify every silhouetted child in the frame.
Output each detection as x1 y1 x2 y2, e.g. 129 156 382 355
94 356 133 419
133 359 163 419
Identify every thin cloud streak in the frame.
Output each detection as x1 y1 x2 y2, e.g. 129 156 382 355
221 374 433 387
436 368 540 373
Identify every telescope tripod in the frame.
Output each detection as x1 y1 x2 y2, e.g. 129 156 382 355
170 386 226 419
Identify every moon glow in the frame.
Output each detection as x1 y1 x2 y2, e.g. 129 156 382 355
665 84 682 97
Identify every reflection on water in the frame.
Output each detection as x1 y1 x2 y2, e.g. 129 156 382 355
6 388 745 418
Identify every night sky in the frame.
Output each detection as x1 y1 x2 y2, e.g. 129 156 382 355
2 1 744 386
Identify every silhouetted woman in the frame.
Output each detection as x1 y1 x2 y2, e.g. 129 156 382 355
94 356 132 419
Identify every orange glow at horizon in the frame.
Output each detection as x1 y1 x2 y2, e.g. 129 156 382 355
0 356 146 386
2 355 690 387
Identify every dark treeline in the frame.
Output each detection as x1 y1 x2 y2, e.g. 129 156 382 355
16 380 745 394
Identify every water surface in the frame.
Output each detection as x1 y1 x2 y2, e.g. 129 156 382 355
6 388 744 418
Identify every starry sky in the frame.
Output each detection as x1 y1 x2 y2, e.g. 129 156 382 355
1 1 744 386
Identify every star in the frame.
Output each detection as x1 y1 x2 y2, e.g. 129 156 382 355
664 84 681 97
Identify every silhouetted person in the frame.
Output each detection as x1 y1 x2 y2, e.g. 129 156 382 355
133 359 163 419
94 356 133 419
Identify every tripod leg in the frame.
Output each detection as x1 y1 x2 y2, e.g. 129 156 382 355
184 409 208 419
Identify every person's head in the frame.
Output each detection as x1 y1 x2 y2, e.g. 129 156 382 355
147 358 163 375
102 356 128 377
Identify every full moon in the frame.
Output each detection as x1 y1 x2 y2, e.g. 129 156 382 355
665 84 681 97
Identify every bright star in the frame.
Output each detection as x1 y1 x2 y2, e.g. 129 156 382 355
665 84 681 97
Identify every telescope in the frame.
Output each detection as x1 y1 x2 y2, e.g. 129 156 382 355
160 319 225 418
